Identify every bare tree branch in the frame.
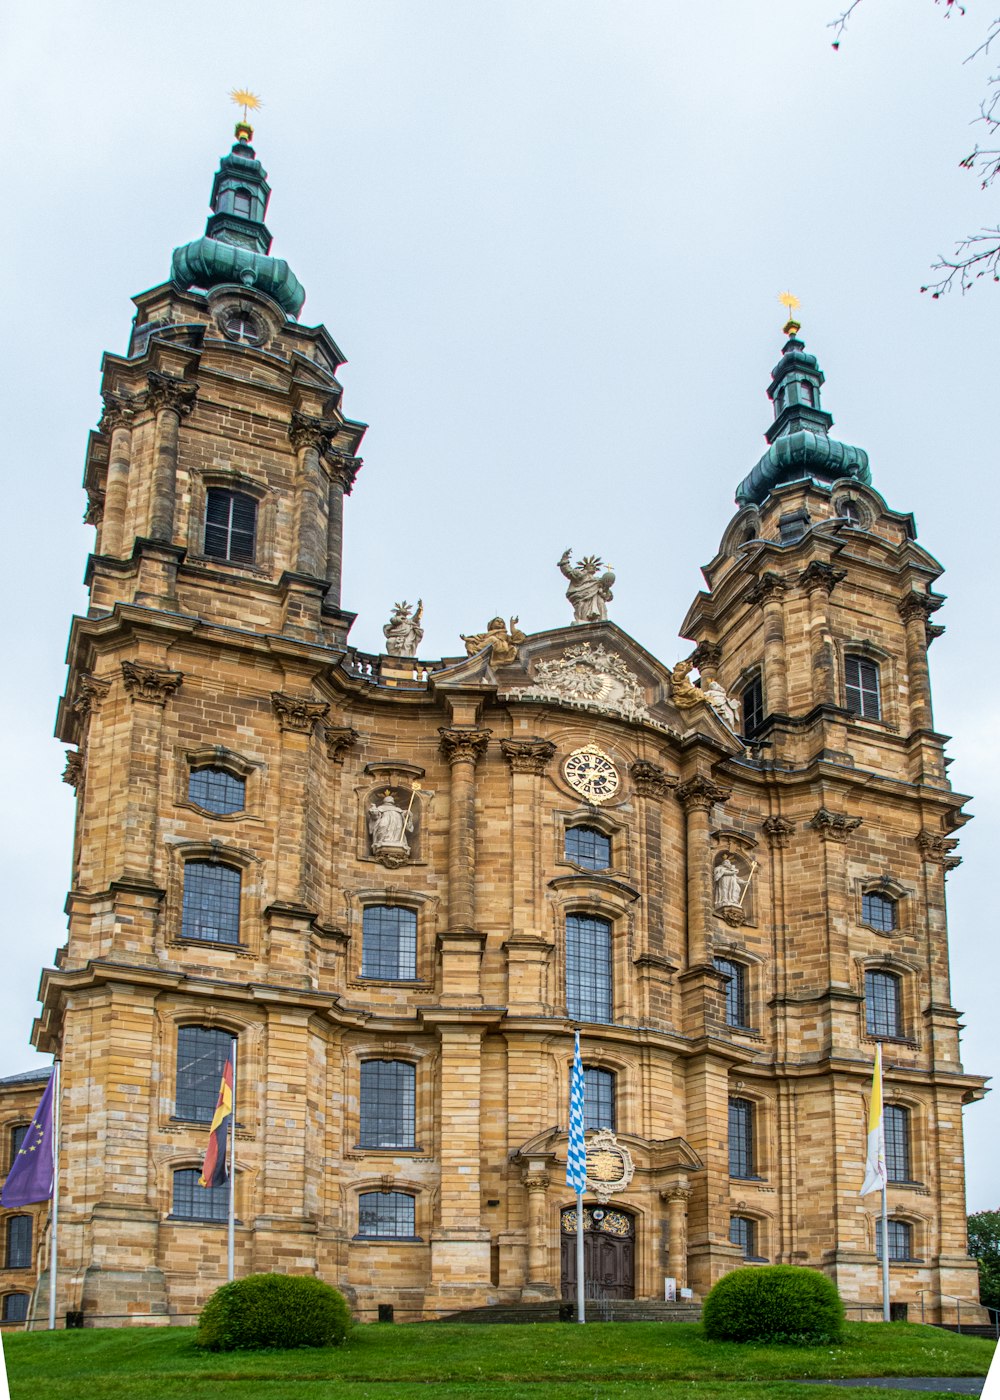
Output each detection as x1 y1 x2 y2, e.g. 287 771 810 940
921 229 1000 296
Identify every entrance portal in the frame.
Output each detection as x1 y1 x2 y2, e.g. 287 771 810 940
560 1205 635 1299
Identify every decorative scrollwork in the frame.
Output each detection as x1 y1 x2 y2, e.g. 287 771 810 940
271 691 330 734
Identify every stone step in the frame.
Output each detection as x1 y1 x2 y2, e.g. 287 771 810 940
931 1322 999 1340
436 1300 702 1325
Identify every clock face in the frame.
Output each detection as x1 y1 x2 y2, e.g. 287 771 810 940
563 744 620 804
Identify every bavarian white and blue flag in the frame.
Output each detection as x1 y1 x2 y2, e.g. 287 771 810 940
567 1030 587 1193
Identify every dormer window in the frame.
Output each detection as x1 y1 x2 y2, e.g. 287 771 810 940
222 310 263 346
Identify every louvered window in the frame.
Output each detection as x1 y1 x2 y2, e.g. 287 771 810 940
846 655 881 720
205 489 256 563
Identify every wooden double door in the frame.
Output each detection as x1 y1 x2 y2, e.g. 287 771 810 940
560 1206 635 1299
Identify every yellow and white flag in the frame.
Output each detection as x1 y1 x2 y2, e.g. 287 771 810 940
859 1043 887 1196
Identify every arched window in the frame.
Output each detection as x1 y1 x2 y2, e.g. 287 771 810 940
845 655 881 721
181 861 241 944
232 189 253 218
175 1026 235 1122
582 1066 616 1132
2 1293 29 1323
357 1191 416 1238
188 767 246 816
361 906 417 981
876 1218 915 1262
729 1215 757 1258
885 1104 911 1183
865 969 903 1038
359 1061 415 1149
838 499 862 526
862 891 897 933
714 957 748 1029
799 381 815 407
728 1097 755 1179
565 826 611 871
565 915 612 1024
741 675 764 738
204 488 257 564
171 1166 229 1222
5 1217 31 1269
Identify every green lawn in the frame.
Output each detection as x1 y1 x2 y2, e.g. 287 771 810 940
2 1320 994 1400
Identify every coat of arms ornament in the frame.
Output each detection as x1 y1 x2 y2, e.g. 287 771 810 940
510 643 650 722
583 1128 635 1204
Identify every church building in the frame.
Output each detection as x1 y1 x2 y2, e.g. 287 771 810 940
0 121 986 1326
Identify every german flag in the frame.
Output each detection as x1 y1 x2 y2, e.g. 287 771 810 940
199 1055 234 1189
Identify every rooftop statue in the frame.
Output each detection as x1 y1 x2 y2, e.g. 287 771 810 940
558 549 615 624
384 600 424 657
461 615 526 666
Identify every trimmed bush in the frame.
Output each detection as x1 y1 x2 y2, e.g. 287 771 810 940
197 1272 353 1351
703 1264 844 1344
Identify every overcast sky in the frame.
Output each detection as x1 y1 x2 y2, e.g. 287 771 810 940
1 2 997 1214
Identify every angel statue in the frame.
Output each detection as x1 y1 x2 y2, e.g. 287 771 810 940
460 615 527 666
558 550 615 624
383 599 424 657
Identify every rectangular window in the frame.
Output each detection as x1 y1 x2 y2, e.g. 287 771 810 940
181 861 241 944
171 1166 229 1222
728 1097 755 1179
741 676 764 738
885 1104 911 1183
566 915 613 1024
582 1066 616 1132
205 489 256 564
565 826 612 871
729 1215 756 1258
175 1026 235 1122
9 1125 29 1171
2 1293 29 1322
876 1219 914 1262
361 906 417 981
357 1191 416 1238
359 1061 415 1149
188 767 246 816
845 656 881 720
865 970 902 1038
714 957 748 1029
5 1217 32 1270
862 892 897 933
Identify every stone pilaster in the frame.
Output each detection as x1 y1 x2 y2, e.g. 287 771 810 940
745 572 787 714
631 759 677 1027
676 774 731 969
288 414 336 580
145 372 196 543
324 450 362 609
501 739 556 1014
271 692 329 907
899 592 942 732
98 392 136 558
439 727 491 1005
809 806 864 1001
120 661 182 881
662 1184 691 1289
799 561 846 708
521 1167 555 1300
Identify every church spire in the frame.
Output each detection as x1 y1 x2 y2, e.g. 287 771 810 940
735 312 871 507
171 114 306 318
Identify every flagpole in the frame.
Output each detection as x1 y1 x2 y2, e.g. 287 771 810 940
49 1060 60 1331
880 1184 890 1321
227 1041 237 1284
576 1189 585 1324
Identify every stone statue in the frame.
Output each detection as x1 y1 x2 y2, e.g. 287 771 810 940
461 615 527 666
670 658 705 711
383 600 424 657
714 855 744 909
367 790 415 861
558 550 615 624
704 679 740 731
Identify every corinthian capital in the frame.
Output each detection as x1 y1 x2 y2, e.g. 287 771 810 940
62 750 84 790
99 390 137 434
809 806 863 842
761 815 795 848
799 560 847 595
146 372 197 417
271 691 331 734
72 674 111 718
439 726 491 767
675 775 731 811
898 591 944 625
630 759 676 799
325 448 363 495
744 572 786 607
121 660 183 705
288 412 338 453
500 738 556 775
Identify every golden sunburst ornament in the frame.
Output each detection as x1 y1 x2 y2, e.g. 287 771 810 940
778 289 802 337
230 88 262 120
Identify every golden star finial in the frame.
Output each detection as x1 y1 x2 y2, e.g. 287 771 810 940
778 290 802 337
230 89 262 121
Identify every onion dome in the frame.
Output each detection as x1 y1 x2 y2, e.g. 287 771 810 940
171 122 305 318
735 319 870 507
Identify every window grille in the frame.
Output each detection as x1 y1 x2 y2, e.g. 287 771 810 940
357 1191 416 1238
171 1167 229 1222
885 1104 911 1183
876 1219 914 1261
714 957 748 1028
181 861 241 944
361 906 417 981
862 891 897 933
2 1293 29 1322
582 1067 616 1132
175 1026 235 1122
865 970 902 1038
845 655 881 720
741 675 764 737
565 826 611 871
359 1061 415 1149
5 1217 31 1270
729 1215 756 1257
188 767 246 816
204 489 256 563
728 1097 755 1179
566 915 613 1024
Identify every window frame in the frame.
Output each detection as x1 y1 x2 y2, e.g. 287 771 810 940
360 905 418 982
565 913 614 1025
1 1292 29 1323
358 1060 417 1151
356 1190 418 1240
564 825 613 873
204 487 257 565
845 654 882 721
174 1025 236 1124
581 1066 616 1133
181 859 242 946
884 1103 912 1184
862 891 898 934
728 1096 756 1180
740 674 764 738
714 957 750 1030
169 1165 231 1223
5 1216 32 1270
876 1218 916 1263
865 969 904 1039
187 766 247 818
8 1124 29 1172
729 1214 757 1259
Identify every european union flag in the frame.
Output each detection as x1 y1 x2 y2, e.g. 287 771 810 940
2 1074 54 1207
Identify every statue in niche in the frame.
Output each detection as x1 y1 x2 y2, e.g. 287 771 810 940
703 679 740 731
367 789 417 867
714 854 745 909
461 615 527 666
558 549 615 624
383 600 424 657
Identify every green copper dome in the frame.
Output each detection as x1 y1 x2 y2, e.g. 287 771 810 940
171 125 305 319
735 325 870 507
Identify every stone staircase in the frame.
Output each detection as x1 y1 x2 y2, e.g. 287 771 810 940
436 1299 702 1324
931 1322 999 1340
